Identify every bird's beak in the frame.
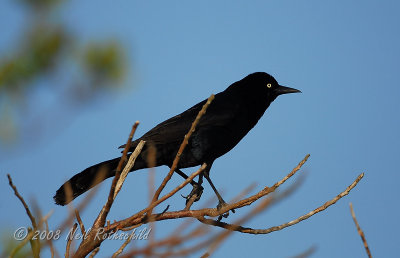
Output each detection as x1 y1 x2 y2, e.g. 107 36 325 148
275 85 301 95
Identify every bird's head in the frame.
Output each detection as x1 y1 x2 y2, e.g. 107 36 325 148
244 72 301 101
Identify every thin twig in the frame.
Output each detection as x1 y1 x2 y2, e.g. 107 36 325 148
45 220 59 258
147 144 157 204
28 227 40 258
198 154 310 218
198 173 364 234
88 247 100 258
184 193 198 211
203 175 305 256
146 144 157 244
65 223 78 258
291 245 317 258
74 209 86 236
151 95 214 203
7 174 37 228
9 211 53 257
93 121 139 228
114 140 146 199
112 230 137 257
10 229 36 257
167 195 219 241
349 202 372 258
174 185 253 239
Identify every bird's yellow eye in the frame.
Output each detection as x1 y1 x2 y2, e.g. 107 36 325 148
267 83 272 88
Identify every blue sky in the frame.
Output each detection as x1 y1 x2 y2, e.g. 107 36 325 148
1 0 400 257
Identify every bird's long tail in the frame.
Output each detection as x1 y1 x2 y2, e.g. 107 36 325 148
53 155 146 206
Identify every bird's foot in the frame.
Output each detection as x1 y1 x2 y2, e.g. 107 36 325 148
182 184 204 204
216 201 235 221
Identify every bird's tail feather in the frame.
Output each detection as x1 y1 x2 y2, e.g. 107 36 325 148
53 155 145 206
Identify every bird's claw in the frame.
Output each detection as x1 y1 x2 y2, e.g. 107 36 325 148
182 184 204 204
216 201 235 221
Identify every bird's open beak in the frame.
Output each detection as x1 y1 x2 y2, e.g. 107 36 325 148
275 85 301 95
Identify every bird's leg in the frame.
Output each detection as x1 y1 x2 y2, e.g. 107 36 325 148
203 171 225 206
203 168 235 220
183 173 204 204
174 168 199 187
174 168 204 203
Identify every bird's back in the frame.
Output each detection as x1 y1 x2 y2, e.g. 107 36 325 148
129 79 269 168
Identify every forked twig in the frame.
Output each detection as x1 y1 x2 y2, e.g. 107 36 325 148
198 173 364 234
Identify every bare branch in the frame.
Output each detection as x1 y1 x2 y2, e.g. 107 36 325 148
65 223 77 258
7 174 37 228
198 173 364 234
105 155 309 232
112 230 136 257
9 210 54 257
350 202 372 258
45 220 59 258
88 247 100 258
74 209 86 237
146 144 157 244
10 230 35 257
201 175 305 256
184 193 198 211
114 140 146 199
151 95 215 203
291 245 317 258
94 121 140 228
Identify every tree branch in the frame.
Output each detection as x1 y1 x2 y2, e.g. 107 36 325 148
349 202 372 258
151 95 215 203
198 173 364 234
94 121 140 228
7 174 37 228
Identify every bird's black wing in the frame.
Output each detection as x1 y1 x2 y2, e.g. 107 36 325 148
120 92 238 150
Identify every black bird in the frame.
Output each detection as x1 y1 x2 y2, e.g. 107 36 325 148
54 72 300 207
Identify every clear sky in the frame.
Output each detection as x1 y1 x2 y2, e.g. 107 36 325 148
1 0 399 257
